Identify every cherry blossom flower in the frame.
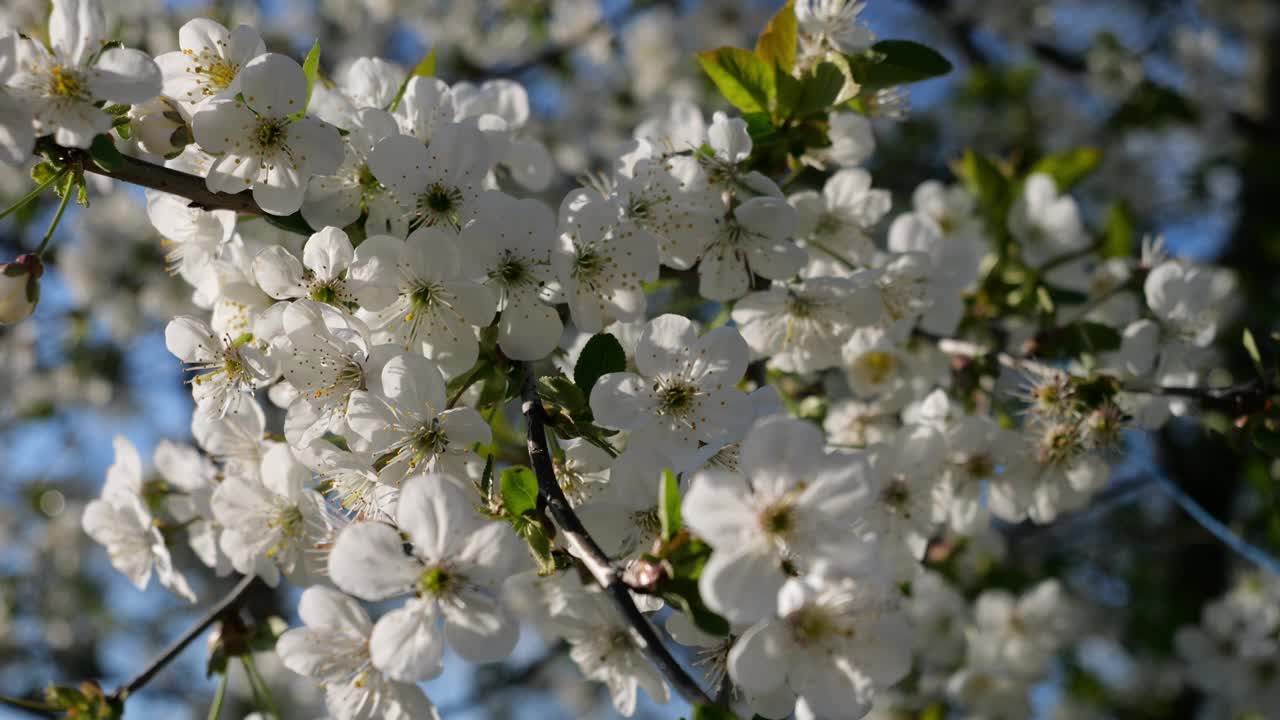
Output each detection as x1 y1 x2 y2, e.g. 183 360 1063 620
154 18 264 106
683 416 879 623
328 474 525 681
7 0 161 148
191 53 343 215
277 586 440 720
590 314 754 472
82 436 196 602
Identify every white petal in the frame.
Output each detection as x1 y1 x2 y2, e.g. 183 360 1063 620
381 352 447 411
253 246 307 299
699 548 784 624
634 314 698 378
240 53 306 117
164 315 220 364
303 226 355 282
88 48 161 104
728 620 789 693
328 522 421 601
49 0 105 65
369 601 445 682
589 372 656 431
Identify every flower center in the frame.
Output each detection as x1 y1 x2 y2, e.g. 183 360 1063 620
356 164 381 193
491 254 533 289
573 248 606 279
856 351 897 385
198 57 238 92
882 478 912 513
265 504 304 559
48 65 88 99
254 118 289 152
963 454 995 480
414 184 464 230
313 360 366 400
419 565 457 596
787 605 843 646
759 500 795 537
656 380 698 416
814 212 844 236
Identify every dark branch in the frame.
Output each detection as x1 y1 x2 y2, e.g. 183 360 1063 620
519 366 714 708
112 574 258 702
46 145 268 216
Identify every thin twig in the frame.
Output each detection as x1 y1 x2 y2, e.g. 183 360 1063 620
519 366 713 707
112 574 258 703
0 694 58 717
926 332 1267 405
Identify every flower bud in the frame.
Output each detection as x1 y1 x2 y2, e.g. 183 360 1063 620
0 254 43 325
128 95 192 157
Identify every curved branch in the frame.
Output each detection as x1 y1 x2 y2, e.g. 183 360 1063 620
112 574 258 702
519 367 713 708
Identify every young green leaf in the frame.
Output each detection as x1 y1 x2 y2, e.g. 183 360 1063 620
1243 329 1264 376
390 48 437 111
792 62 846 119
88 134 125 172
1101 201 1136 259
697 47 775 115
292 40 321 121
500 466 539 518
1030 147 1102 190
574 332 627 396
659 469 681 541
848 39 953 91
755 0 797 73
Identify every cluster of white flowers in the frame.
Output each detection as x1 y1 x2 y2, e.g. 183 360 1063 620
1 1 1267 719
1175 571 1280 717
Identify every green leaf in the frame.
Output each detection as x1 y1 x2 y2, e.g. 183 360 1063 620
1101 201 1136 258
390 48 437 111
1251 426 1280 457
1243 329 1264 376
574 333 627 396
773 65 802 123
659 469 681 541
499 466 539 518
1040 321 1123 358
411 47 438 79
697 47 775 115
262 211 314 236
755 1 797 73
291 40 321 121
88 134 125 172
791 62 845 119
848 39 952 91
1030 147 1101 190
660 578 731 637
1108 81 1197 131
692 704 739 720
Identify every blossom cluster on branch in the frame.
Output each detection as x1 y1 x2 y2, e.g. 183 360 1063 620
0 1 1275 719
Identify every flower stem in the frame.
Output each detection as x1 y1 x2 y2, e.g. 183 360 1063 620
35 173 75 257
206 671 229 720
241 653 280 720
0 168 68 223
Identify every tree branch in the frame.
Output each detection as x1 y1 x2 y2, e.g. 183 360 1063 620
112 574 258 703
45 145 267 216
519 366 713 708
